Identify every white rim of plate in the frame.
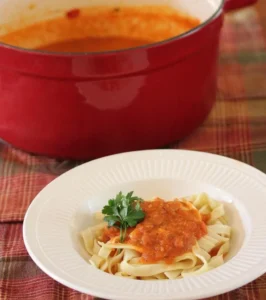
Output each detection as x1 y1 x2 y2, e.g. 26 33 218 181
23 150 266 300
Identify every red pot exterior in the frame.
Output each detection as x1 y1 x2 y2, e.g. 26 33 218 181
224 0 257 11
0 10 224 159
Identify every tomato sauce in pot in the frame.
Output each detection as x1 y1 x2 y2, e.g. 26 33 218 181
0 6 200 52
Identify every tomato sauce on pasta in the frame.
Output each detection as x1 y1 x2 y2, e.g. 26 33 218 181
102 198 208 264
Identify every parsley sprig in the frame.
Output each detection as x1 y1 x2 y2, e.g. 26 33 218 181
102 191 145 242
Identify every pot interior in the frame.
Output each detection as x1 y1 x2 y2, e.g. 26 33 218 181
0 0 223 51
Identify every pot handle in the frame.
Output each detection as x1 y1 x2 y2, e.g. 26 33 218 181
224 0 258 11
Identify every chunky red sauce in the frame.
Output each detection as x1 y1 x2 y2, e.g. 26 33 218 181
201 213 211 224
102 198 208 264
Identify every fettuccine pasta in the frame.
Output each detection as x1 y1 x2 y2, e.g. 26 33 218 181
81 193 231 280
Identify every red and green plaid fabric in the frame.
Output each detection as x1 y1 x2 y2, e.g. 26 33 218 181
1 7 266 300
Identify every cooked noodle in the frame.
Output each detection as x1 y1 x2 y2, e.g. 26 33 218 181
81 193 231 280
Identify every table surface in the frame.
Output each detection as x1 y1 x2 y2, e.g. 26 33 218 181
0 4 266 300
257 1 266 30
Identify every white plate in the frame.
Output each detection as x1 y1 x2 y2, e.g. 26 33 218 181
23 150 266 300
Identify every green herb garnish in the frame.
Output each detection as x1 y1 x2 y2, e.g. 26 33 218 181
102 191 145 242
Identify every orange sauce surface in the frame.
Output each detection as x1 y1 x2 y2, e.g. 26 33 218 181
39 37 152 53
0 6 200 52
102 198 208 264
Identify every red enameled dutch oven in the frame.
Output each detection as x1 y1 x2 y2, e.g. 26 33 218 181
0 0 257 159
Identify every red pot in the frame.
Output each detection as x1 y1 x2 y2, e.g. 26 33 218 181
0 0 257 159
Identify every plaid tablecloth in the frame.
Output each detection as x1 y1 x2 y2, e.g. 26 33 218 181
1 7 266 300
